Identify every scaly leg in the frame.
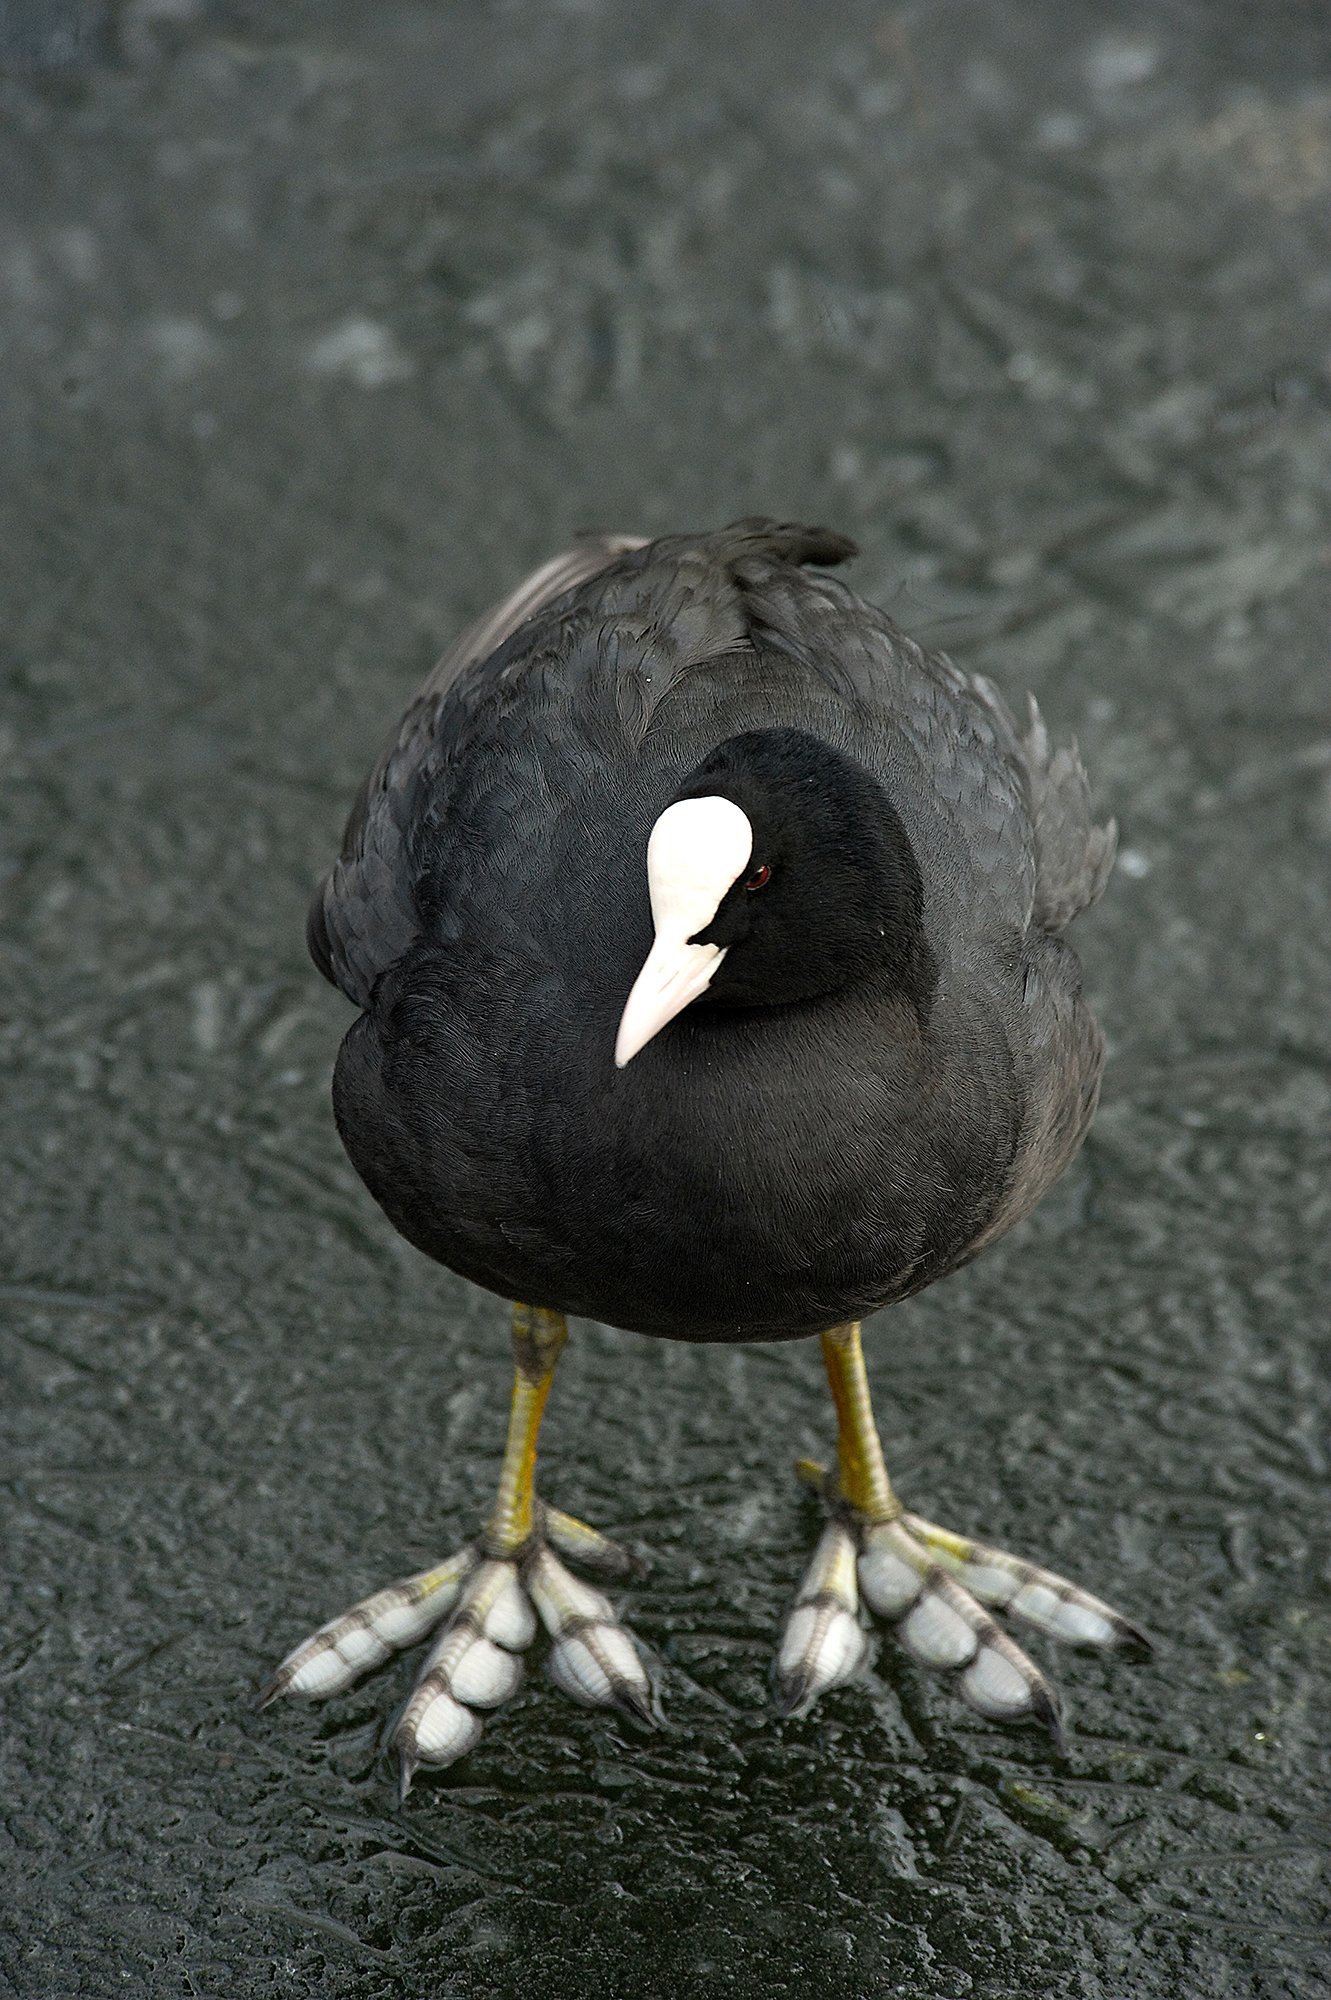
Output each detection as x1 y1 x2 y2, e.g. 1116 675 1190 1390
774 1322 1148 1745
261 1305 655 1795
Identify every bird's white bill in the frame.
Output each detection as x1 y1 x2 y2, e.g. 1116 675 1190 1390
614 793 753 1067
614 934 726 1067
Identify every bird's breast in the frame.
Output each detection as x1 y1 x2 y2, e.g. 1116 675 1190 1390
335 944 1025 1342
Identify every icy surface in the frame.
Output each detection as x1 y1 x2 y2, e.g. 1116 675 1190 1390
2 2 1329 1995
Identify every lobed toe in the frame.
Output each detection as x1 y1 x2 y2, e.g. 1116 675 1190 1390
774 1601 867 1716
395 1685 483 1774
448 1633 524 1708
543 1504 644 1579
259 1552 476 1706
1008 1579 1147 1652
959 1625 1064 1747
898 1581 981 1671
525 1546 655 1721
525 1547 617 1635
858 1519 927 1619
547 1624 651 1719
774 1520 867 1715
901 1511 1147 1655
481 1566 538 1651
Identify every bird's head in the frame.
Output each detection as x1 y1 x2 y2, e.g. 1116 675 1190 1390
614 728 934 1067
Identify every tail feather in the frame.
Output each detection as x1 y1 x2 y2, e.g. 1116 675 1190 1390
1021 695 1117 933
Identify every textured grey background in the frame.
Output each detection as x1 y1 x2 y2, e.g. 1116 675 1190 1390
2 2 1330 1996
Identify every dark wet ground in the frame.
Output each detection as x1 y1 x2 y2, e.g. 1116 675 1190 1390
3 2 1330 1994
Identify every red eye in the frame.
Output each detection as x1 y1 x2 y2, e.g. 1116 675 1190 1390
744 863 771 892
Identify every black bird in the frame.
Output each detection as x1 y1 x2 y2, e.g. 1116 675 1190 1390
262 520 1146 1791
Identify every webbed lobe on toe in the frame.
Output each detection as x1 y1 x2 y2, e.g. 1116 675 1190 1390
526 1546 658 1726
258 1549 476 1707
774 1519 868 1717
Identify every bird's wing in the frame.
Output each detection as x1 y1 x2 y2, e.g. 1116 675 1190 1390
309 535 648 1006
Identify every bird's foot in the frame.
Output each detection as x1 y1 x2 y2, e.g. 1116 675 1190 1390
259 1502 656 1795
775 1459 1150 1746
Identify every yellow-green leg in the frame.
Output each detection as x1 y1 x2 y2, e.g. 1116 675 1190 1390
776 1322 1148 1741
815 1321 902 1521
484 1303 568 1552
261 1304 654 1794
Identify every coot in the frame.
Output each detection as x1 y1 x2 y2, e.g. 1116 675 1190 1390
262 520 1146 1792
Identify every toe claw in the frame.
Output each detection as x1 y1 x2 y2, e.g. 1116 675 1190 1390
1028 1682 1067 1754
255 1671 288 1712
397 1749 418 1804
610 1676 661 1731
772 1665 816 1719
1111 1617 1154 1658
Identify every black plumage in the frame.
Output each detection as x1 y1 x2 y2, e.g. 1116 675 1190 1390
309 519 1114 1346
